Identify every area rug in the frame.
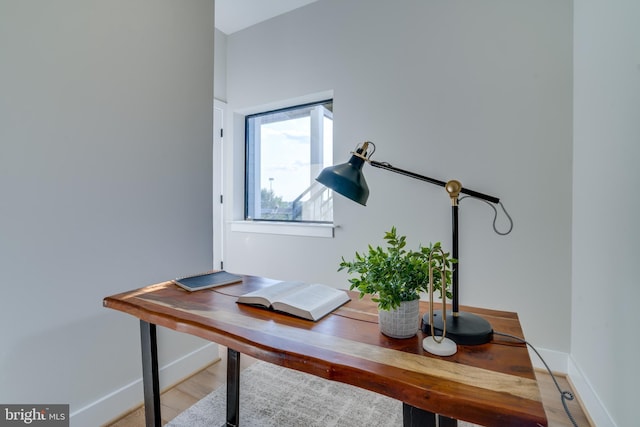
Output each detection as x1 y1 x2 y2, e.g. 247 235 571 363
167 361 477 427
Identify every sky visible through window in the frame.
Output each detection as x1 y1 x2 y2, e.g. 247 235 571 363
260 116 333 202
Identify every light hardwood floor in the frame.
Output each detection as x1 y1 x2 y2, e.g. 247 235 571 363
104 346 592 427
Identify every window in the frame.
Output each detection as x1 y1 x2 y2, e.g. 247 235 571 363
245 99 333 223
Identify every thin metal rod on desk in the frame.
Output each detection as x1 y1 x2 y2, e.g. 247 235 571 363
140 320 161 427
226 348 241 427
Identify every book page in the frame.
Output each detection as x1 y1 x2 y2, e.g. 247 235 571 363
272 284 350 321
237 281 309 307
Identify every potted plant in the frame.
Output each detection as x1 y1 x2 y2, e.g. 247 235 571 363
338 226 454 338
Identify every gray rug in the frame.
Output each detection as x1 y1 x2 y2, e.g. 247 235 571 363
167 361 477 427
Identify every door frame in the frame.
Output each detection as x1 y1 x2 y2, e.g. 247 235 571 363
213 99 226 269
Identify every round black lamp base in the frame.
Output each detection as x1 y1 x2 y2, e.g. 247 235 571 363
422 311 493 346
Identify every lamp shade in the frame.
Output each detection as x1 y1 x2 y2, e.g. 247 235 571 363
316 153 369 205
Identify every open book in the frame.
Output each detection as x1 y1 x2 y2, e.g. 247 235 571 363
236 281 350 321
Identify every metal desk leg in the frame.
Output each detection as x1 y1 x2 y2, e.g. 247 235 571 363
140 320 161 427
439 415 457 427
226 348 241 427
403 403 457 427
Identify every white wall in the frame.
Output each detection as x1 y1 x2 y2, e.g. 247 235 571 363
0 1 216 425
224 0 573 366
572 1 640 426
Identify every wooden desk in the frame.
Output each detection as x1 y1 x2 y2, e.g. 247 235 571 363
103 275 547 427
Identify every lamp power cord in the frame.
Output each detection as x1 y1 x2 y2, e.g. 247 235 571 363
462 192 577 425
459 196 514 236
493 331 579 427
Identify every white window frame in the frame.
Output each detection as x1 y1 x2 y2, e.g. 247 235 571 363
244 99 334 224
230 92 337 239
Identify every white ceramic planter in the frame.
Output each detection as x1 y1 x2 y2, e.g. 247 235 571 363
378 299 420 339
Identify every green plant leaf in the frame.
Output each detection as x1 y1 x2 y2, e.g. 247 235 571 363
338 227 455 310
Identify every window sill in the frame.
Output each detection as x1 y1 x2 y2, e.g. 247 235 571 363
230 221 335 238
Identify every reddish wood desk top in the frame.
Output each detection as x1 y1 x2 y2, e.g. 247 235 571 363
103 275 547 427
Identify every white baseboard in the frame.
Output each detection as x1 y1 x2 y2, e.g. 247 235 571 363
70 342 219 427
567 355 617 427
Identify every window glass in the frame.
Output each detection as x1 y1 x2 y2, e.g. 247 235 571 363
245 100 333 222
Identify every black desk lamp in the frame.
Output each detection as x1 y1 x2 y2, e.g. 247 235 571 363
316 141 512 345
